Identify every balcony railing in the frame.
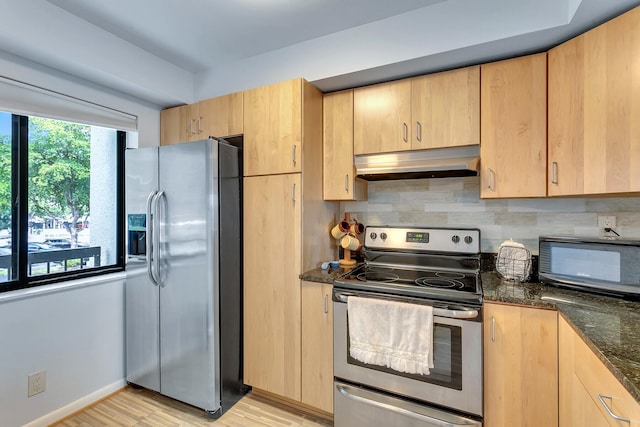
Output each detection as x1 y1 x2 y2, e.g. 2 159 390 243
0 246 101 280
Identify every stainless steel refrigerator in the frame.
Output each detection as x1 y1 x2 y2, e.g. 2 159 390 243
125 137 244 416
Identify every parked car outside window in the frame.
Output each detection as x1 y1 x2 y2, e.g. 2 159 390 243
28 242 55 252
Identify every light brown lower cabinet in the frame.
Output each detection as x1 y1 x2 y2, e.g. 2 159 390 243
483 302 558 427
301 280 333 414
559 315 640 426
243 174 302 401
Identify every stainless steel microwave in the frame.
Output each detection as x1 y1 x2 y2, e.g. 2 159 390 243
539 236 640 297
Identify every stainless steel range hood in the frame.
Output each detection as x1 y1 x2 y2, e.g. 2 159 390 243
355 145 480 181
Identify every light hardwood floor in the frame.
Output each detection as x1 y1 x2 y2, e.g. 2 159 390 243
51 387 333 426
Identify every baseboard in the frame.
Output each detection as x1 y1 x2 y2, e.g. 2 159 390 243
251 388 334 421
24 379 126 427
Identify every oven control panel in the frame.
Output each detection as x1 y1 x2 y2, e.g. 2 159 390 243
365 226 480 254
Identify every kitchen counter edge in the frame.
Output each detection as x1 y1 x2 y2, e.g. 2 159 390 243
300 267 351 284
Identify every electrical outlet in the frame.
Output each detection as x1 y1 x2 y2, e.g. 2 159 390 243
28 370 46 397
598 215 617 236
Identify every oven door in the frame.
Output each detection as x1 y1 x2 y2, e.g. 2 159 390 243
333 289 483 417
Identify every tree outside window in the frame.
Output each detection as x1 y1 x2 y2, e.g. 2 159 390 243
28 117 90 248
0 112 123 287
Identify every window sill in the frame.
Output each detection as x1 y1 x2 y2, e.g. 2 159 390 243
0 271 126 305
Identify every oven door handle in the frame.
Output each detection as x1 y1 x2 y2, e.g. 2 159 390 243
435 308 479 319
336 383 481 426
334 292 479 319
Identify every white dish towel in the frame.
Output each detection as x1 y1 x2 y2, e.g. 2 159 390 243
347 296 434 375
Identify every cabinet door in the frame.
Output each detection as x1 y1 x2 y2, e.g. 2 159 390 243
323 90 367 201
243 174 302 400
484 303 558 427
411 66 480 149
548 7 640 196
480 54 547 198
160 104 190 146
301 281 333 414
559 316 640 427
244 79 302 176
354 80 412 154
196 92 243 139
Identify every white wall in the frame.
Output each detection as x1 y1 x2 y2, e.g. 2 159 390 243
0 275 126 427
0 48 161 427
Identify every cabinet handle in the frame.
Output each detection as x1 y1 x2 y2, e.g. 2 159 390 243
402 123 408 142
416 122 422 142
291 183 296 204
491 316 496 342
292 144 297 166
598 394 630 423
324 294 328 314
189 119 195 136
345 175 349 192
197 116 203 134
487 168 496 191
551 162 558 185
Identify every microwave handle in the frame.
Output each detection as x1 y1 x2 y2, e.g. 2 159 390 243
334 291 479 319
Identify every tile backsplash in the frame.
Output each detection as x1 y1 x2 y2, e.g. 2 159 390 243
340 177 640 254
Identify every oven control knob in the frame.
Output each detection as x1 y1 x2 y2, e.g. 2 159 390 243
451 235 460 244
380 232 388 241
370 232 377 240
464 235 473 244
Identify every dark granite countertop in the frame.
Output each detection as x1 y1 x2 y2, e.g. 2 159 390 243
300 266 352 284
300 266 640 404
483 271 640 404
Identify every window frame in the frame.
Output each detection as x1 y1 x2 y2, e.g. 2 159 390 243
1 113 125 293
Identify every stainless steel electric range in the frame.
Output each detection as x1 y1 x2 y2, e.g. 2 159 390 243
333 226 483 427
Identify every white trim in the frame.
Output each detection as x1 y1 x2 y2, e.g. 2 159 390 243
0 271 126 305
23 379 126 427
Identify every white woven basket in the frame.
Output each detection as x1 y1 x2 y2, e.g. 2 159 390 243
495 240 532 282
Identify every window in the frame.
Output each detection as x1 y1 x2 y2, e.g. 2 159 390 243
0 111 124 292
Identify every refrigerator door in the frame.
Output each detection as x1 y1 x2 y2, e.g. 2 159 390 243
157 139 221 412
125 147 160 392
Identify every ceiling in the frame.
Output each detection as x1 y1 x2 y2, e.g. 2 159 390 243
47 0 447 73
1 0 639 107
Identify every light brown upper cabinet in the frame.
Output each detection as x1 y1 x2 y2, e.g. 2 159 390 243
160 104 190 146
196 92 243 139
159 92 243 145
354 79 412 155
244 78 314 176
354 66 480 155
480 53 548 198
411 66 480 150
548 6 640 196
323 90 367 201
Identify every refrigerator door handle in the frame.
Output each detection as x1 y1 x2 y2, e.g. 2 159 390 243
153 191 166 286
146 191 159 286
